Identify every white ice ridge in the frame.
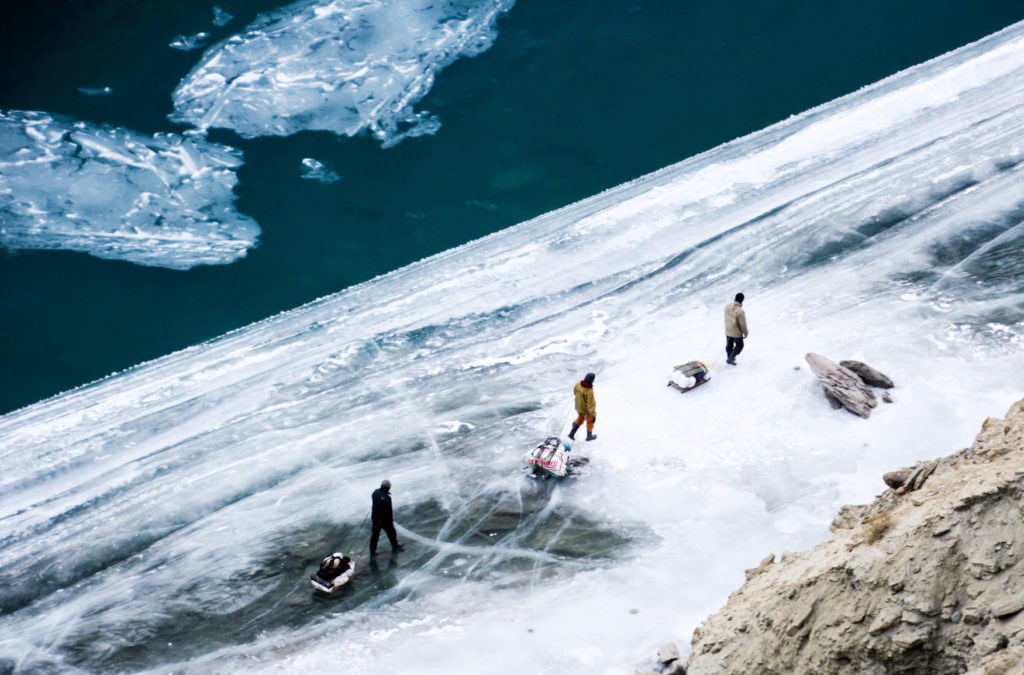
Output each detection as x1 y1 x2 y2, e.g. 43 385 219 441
0 110 259 269
170 0 515 144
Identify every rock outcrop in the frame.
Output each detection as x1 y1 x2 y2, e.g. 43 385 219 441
636 642 686 675
840 360 895 389
687 398 1024 675
805 353 879 418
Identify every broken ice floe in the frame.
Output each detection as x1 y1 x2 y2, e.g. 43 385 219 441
170 0 514 146
300 158 340 184
76 86 113 96
0 109 259 270
170 32 210 52
212 6 234 27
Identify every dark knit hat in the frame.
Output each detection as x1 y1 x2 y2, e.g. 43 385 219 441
584 372 596 384
735 293 745 303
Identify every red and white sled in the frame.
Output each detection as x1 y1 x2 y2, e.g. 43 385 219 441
524 436 570 478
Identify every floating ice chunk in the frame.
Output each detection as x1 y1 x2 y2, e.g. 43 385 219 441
77 86 113 96
212 6 234 27
299 157 340 183
0 110 259 270
171 0 514 145
170 32 210 51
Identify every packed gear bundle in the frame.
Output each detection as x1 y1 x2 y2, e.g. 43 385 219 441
310 552 355 593
668 360 710 393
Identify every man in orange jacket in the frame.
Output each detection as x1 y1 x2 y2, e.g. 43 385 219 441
568 372 597 441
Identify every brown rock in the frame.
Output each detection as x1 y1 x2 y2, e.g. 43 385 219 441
806 353 878 418
992 598 1024 619
971 401 1024 457
745 554 776 580
839 360 895 388
884 469 913 489
686 398 1024 675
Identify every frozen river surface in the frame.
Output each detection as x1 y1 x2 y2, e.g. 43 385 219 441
2 18 1024 675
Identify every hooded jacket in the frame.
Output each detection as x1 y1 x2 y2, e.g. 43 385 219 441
724 301 748 338
574 380 596 418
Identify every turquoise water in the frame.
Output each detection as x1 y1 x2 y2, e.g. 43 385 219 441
1 0 1022 414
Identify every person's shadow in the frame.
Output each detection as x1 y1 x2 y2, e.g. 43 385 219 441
368 552 399 591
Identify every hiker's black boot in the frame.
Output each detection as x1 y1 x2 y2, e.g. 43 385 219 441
568 423 580 440
586 431 597 441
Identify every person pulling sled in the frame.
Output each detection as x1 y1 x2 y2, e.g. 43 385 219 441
568 372 598 441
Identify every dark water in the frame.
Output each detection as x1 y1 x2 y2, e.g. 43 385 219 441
1 0 1022 414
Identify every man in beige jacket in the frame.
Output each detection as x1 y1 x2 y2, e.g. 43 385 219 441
724 293 748 365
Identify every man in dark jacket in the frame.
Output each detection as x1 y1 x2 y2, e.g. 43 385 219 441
370 479 404 557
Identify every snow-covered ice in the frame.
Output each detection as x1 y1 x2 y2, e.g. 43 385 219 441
169 32 210 52
212 6 233 28
75 86 113 96
170 0 515 145
300 157 341 184
0 110 259 269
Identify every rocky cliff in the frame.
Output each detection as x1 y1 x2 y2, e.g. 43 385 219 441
686 398 1024 675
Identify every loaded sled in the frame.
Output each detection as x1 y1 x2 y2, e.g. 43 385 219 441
668 360 710 393
524 436 588 478
310 552 355 593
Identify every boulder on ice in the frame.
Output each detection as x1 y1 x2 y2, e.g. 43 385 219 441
839 360 895 389
805 353 882 418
